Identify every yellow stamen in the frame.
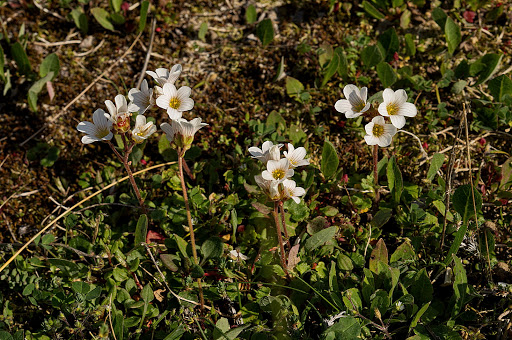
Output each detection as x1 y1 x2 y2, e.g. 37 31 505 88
272 169 285 180
353 100 366 112
372 124 385 137
387 103 399 115
169 97 181 109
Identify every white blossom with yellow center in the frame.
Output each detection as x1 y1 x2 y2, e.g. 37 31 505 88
146 64 182 87
378 88 417 129
128 80 155 115
262 158 294 184
160 117 208 149
334 84 371 118
281 179 306 204
364 116 397 147
131 115 157 144
105 94 131 133
156 83 194 120
283 143 309 168
248 141 282 164
76 109 113 144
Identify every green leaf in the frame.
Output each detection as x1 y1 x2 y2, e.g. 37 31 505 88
72 281 90 295
488 75 512 102
11 42 32 76
273 56 285 81
142 284 154 303
138 1 149 33
112 0 122 12
376 62 397 88
369 239 388 273
500 157 512 189
400 9 411 28
361 45 384 68
404 33 416 56
377 28 399 61
322 52 339 87
134 214 148 246
321 140 339 179
22 283 35 296
201 237 223 262
160 254 179 272
387 156 403 204
28 72 54 112
39 53 60 80
343 288 362 312
432 8 447 28
198 22 208 42
452 255 469 317
323 316 361 340
371 208 392 228
163 325 186 340
85 286 101 300
41 145 60 167
390 240 416 263
361 1 385 19
245 4 257 24
452 80 467 94
0 331 14 340
304 226 337 252
110 12 125 25
410 268 433 304
410 302 431 330
91 7 115 31
474 53 502 85
444 223 467 265
334 47 348 80
337 253 353 271
285 76 304 96
452 184 482 224
191 264 205 278
445 16 461 55
71 7 88 34
256 19 274 46
426 153 445 182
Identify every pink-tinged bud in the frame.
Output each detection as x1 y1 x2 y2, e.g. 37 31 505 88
463 10 476 23
422 142 428 150
479 138 486 146
156 27 162 33
121 2 130 12
342 174 349 185
393 52 399 61
500 199 508 206
140 159 147 165
480 184 486 195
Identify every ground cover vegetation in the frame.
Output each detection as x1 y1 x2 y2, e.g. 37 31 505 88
0 0 511 338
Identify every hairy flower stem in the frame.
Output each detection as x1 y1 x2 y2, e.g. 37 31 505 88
278 201 290 246
373 144 380 203
178 153 205 311
273 201 289 277
108 141 148 215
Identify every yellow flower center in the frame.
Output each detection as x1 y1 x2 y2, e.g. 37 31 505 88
353 100 366 112
136 132 145 137
169 97 181 109
98 129 110 138
272 169 285 180
372 124 385 137
387 103 399 115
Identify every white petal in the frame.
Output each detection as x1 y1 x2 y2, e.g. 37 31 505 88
378 102 389 116
262 170 274 181
248 147 263 157
389 115 406 129
287 143 295 154
177 86 192 99
146 70 158 79
82 135 101 144
364 122 374 135
261 141 273 153
266 160 279 173
135 114 146 128
77 121 97 134
105 100 117 117
361 102 371 113
345 110 361 119
372 116 385 125
398 102 417 117
167 108 182 120
364 135 378 145
343 84 358 99
395 89 408 105
360 87 368 102
291 196 300 204
382 88 395 104
378 135 393 147
155 68 169 78
115 94 127 112
162 83 177 97
384 124 398 136
102 131 114 141
179 98 194 112
334 99 352 114
293 187 306 197
156 95 170 109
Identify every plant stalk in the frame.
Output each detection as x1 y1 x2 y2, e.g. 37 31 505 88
373 144 380 203
178 154 205 310
273 201 289 277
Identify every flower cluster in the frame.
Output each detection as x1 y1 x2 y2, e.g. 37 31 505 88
76 64 207 150
334 85 417 147
249 142 308 203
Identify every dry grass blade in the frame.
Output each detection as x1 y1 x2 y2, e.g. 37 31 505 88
0 161 176 274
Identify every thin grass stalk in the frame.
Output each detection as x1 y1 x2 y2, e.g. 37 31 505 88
178 154 205 310
273 201 289 277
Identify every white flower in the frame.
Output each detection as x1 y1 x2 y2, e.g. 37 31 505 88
160 117 208 149
248 141 282 164
131 115 157 143
378 88 417 129
105 94 131 132
334 84 370 118
262 158 294 184
146 64 182 86
76 109 113 144
255 174 280 200
228 249 248 261
363 116 397 147
128 80 155 115
283 143 309 168
155 83 194 120
281 179 306 204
